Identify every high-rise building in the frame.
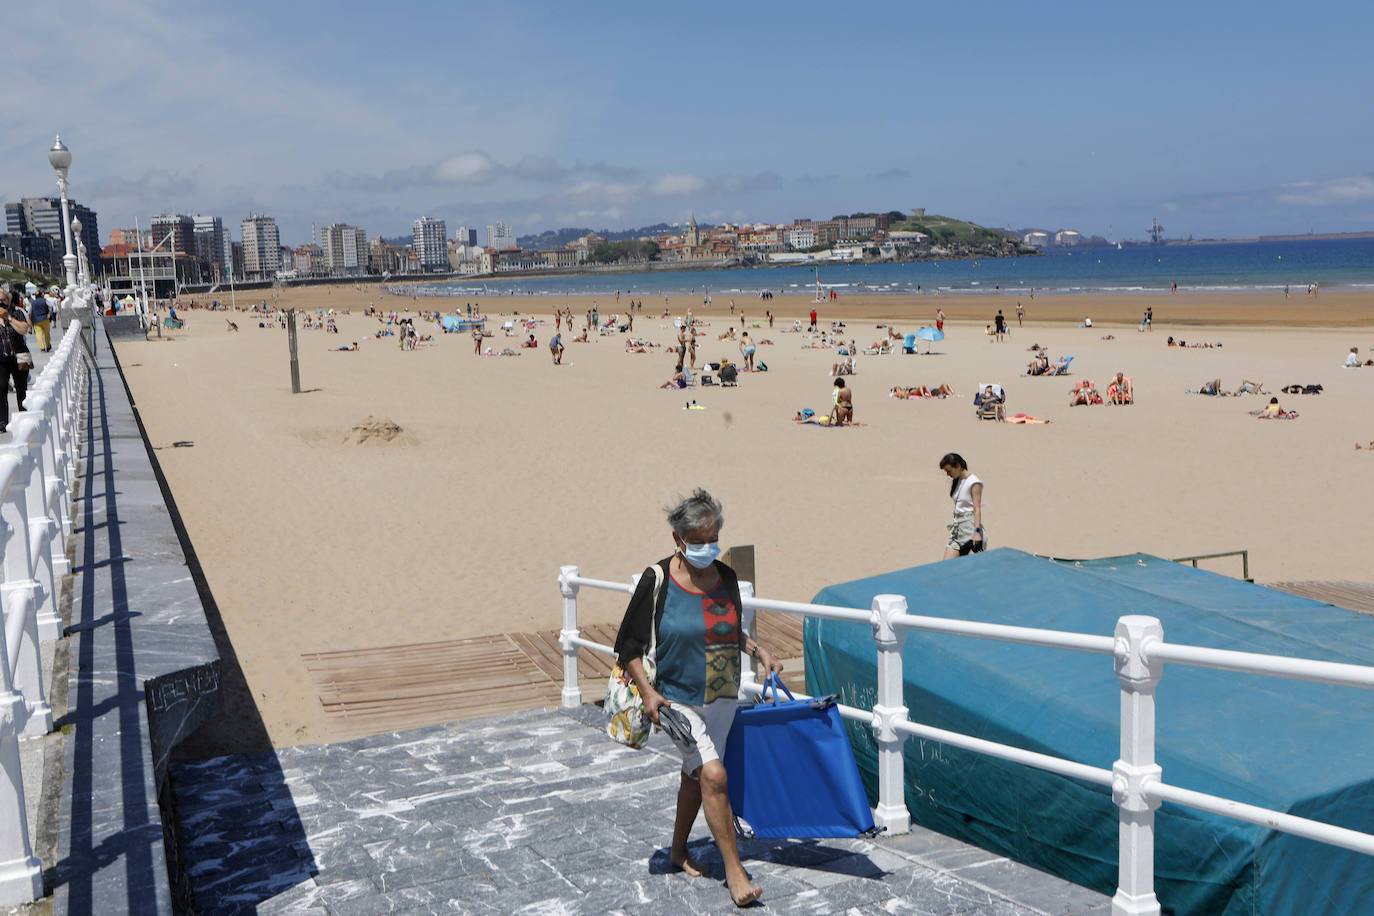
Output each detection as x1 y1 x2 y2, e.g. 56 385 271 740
6 196 100 273
412 217 447 271
455 226 477 248
150 214 196 259
320 223 368 275
487 221 515 249
241 214 281 278
192 214 229 269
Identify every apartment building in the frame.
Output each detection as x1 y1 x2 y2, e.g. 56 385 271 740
241 214 281 278
321 223 369 275
486 221 515 249
412 217 448 271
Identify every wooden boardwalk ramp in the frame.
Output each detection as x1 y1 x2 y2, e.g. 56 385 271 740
303 611 808 741
1269 581 1374 616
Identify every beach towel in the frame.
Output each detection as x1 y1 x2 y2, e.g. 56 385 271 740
1251 410 1299 420
1007 414 1052 424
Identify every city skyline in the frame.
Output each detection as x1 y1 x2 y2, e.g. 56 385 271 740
3 3 1372 248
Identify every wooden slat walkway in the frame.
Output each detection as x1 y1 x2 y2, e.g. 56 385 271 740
302 610 809 741
1270 581 1374 616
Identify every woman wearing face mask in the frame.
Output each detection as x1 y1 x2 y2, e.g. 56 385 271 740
612 488 781 908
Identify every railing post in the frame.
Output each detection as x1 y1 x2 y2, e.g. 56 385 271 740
0 468 42 903
870 593 911 835
0 457 51 738
557 566 582 708
25 390 72 558
7 418 60 640
1112 615 1164 916
738 580 758 697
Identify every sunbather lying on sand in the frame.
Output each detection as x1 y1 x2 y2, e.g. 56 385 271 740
1251 397 1298 419
890 384 955 399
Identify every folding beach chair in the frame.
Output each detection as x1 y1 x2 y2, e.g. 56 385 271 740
975 383 1006 420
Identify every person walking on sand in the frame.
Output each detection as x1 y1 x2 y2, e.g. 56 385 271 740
1015 301 1024 327
472 326 483 355
549 331 563 365
994 309 1007 342
612 489 780 908
809 307 818 332
936 308 945 333
739 330 756 371
939 453 985 559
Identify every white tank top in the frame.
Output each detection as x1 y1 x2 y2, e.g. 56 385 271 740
952 474 982 514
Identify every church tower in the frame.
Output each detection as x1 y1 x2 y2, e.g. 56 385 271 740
685 213 699 248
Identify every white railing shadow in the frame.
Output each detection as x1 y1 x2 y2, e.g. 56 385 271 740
0 317 87 904
555 564 1374 916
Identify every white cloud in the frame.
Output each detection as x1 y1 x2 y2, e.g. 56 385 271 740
434 152 499 184
1274 175 1374 206
651 173 707 196
553 181 638 205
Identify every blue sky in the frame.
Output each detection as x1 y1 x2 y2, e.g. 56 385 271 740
5 1 1373 248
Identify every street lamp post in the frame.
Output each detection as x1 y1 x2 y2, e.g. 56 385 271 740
47 136 78 293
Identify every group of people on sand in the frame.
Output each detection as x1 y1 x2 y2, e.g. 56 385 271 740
1345 347 1374 367
1167 337 1222 348
792 377 854 425
1026 350 1070 376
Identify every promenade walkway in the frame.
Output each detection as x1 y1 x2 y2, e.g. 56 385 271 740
43 320 220 914
170 705 1111 914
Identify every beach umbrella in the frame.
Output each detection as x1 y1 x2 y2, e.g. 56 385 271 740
915 326 944 354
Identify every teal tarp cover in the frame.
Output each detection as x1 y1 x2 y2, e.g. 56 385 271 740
806 549 1374 915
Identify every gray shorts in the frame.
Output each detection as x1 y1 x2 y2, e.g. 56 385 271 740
666 698 738 777
946 512 976 551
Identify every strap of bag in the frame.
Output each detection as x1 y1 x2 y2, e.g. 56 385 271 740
646 563 664 669
760 671 794 705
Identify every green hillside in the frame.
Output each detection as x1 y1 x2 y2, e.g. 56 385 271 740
888 212 1015 247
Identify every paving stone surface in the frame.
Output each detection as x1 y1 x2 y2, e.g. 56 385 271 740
51 325 221 915
171 706 1112 915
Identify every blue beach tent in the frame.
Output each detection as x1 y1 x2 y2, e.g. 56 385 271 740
806 549 1374 915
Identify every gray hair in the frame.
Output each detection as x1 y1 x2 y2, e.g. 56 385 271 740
666 488 724 537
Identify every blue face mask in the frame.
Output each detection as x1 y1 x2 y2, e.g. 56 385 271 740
680 540 721 569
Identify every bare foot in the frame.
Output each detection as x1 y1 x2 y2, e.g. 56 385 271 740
670 853 704 877
728 874 762 907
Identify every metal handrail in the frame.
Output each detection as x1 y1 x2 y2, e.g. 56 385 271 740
1171 549 1249 581
555 563 1374 916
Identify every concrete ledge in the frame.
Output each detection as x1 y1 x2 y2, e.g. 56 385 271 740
53 322 222 915
100 315 146 340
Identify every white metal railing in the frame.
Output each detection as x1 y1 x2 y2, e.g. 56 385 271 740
0 315 88 904
555 564 1374 916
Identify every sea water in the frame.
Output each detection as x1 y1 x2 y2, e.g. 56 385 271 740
404 237 1374 299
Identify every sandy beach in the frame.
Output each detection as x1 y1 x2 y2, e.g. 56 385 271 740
113 285 1374 747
